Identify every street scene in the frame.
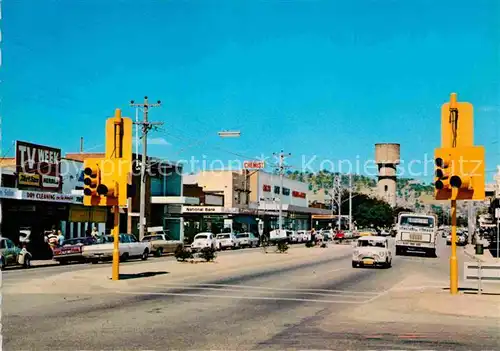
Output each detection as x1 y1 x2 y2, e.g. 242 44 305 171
1 1 500 350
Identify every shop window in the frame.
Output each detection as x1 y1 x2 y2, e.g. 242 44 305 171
384 185 388 192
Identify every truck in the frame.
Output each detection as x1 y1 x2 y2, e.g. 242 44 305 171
395 212 438 257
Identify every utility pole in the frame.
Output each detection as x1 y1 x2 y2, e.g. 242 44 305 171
273 150 290 233
130 96 163 240
349 173 353 232
337 175 342 231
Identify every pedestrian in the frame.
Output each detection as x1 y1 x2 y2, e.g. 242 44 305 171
91 226 99 239
47 230 58 250
57 230 65 247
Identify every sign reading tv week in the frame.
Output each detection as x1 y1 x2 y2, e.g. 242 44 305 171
15 141 61 190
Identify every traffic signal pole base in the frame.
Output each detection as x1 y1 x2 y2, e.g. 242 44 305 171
111 205 120 281
450 254 458 295
450 199 458 295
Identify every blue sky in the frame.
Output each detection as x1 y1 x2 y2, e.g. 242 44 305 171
2 0 499 182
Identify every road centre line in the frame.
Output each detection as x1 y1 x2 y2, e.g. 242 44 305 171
116 291 368 304
134 284 373 299
139 282 380 295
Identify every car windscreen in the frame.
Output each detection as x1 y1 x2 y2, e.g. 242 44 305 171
217 234 230 239
358 240 385 248
142 235 162 242
237 234 248 238
399 216 434 228
62 238 95 246
195 235 208 240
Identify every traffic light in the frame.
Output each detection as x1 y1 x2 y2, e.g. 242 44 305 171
83 158 103 206
434 146 485 200
434 148 452 200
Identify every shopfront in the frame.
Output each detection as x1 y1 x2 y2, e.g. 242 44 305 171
0 187 85 258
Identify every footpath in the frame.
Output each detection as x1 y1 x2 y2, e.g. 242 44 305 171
5 245 352 295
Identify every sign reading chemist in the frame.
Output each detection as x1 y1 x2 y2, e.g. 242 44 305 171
15 141 61 190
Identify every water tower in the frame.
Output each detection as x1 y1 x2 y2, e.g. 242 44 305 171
375 143 400 207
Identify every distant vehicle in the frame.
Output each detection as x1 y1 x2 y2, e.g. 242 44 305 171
358 228 377 237
53 237 95 264
321 229 334 241
191 232 217 252
297 230 311 242
141 233 182 257
82 234 150 263
235 232 259 248
396 213 437 257
334 230 345 241
269 229 292 243
352 236 392 268
0 237 32 270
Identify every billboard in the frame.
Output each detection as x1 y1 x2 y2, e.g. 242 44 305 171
15 141 61 191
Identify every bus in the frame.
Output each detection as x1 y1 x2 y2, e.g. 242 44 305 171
395 212 437 257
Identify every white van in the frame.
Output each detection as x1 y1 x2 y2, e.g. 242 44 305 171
269 229 292 243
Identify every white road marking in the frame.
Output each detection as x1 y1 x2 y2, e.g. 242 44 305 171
142 282 380 295
117 291 368 304
134 284 372 299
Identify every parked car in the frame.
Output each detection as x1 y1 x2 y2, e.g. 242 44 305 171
236 232 259 248
352 236 392 268
358 228 377 237
297 230 311 242
270 229 293 243
82 234 150 263
0 237 32 270
289 231 301 243
216 233 239 250
321 229 334 241
52 237 95 264
334 230 345 242
191 232 217 252
141 234 183 257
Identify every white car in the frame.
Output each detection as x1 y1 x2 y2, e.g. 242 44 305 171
82 234 151 263
270 229 293 243
297 230 311 242
235 232 259 248
289 231 301 243
216 233 239 250
352 236 392 268
191 232 217 252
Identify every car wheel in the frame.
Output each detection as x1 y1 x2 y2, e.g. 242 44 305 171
352 261 357 268
23 255 32 269
120 253 129 262
90 259 99 264
155 248 163 257
141 249 149 261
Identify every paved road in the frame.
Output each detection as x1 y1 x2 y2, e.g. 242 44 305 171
1 246 264 285
4 238 499 350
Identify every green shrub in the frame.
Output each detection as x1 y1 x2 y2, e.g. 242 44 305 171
199 247 217 261
277 241 289 253
175 245 193 261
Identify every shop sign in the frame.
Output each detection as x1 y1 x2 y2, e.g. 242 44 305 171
22 190 83 204
69 206 108 222
15 140 61 190
263 184 271 192
42 175 60 188
18 173 41 187
182 206 224 213
243 160 265 169
0 187 21 199
292 190 306 199
182 206 239 214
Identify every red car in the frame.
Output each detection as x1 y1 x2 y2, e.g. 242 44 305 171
334 231 345 241
52 237 96 264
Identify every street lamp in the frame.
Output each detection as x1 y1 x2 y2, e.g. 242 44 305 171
218 131 241 138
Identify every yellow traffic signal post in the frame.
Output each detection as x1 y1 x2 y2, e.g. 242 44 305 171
434 93 485 295
83 108 133 281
